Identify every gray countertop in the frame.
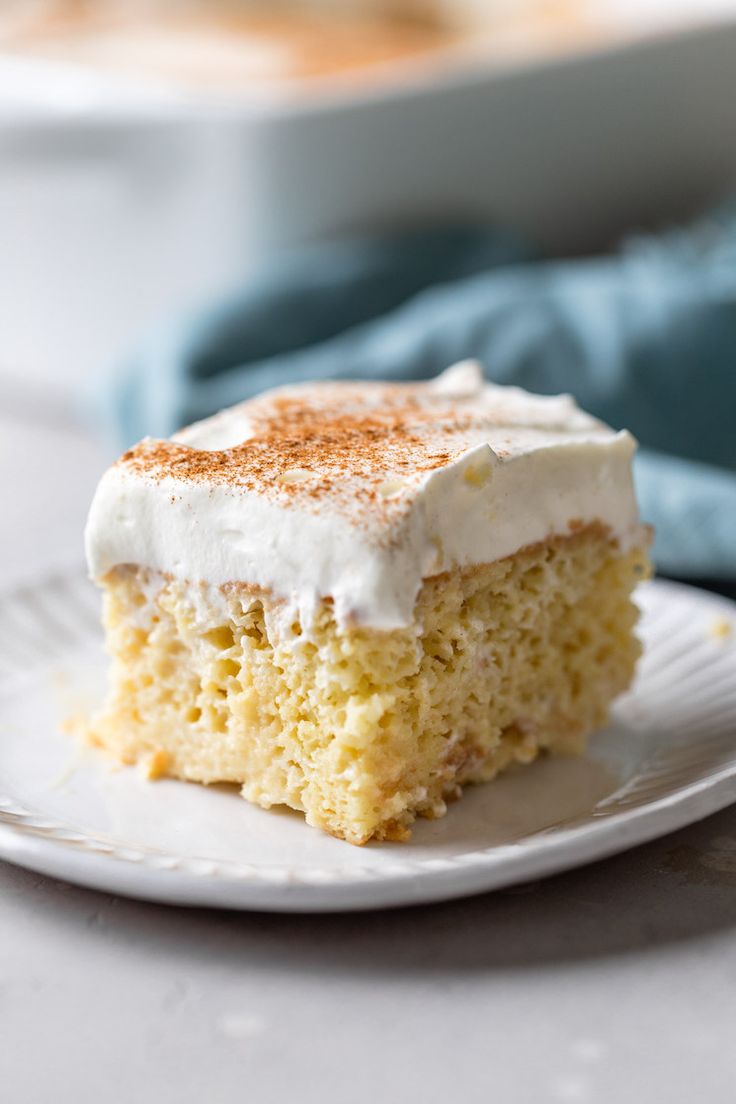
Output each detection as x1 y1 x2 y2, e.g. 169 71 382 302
2 402 735 1103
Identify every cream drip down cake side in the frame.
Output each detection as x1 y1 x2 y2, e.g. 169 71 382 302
84 361 650 844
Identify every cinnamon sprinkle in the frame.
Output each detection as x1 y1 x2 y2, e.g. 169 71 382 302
114 376 606 524
117 381 480 513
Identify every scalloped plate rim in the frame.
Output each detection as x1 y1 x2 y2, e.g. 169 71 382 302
0 574 734 912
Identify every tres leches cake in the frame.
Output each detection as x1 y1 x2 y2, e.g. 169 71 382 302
85 361 650 844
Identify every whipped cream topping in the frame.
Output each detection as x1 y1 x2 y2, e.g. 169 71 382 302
85 361 642 629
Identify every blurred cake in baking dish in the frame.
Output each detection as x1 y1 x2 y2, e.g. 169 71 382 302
85 361 650 844
0 0 601 91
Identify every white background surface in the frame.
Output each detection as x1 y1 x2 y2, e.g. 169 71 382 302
2 398 736 1102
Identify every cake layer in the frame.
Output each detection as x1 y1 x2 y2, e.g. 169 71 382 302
85 361 641 629
89 527 648 844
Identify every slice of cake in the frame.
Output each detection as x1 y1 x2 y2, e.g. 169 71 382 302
84 361 649 844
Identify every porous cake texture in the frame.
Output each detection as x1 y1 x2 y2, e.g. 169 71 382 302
85 362 649 843
91 529 647 844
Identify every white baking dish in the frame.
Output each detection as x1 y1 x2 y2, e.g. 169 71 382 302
1 15 736 397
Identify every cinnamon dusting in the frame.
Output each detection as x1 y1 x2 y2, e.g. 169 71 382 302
113 376 610 527
118 381 479 514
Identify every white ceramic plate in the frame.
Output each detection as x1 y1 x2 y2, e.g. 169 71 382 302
0 570 734 912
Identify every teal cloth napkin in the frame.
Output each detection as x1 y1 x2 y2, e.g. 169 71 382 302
106 209 736 579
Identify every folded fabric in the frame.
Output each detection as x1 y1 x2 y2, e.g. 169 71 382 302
103 208 736 579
